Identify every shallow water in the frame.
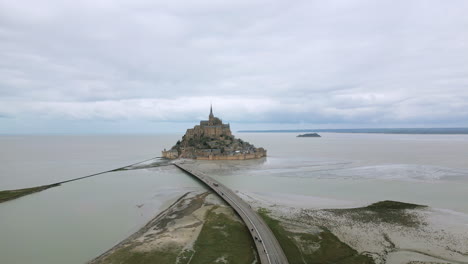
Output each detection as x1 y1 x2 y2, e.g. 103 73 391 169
0 134 182 189
0 166 204 264
1 133 468 263
191 133 468 213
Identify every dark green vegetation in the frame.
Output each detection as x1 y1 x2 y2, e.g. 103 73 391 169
190 207 258 264
258 208 374 264
297 133 321 137
365 200 426 210
408 261 450 264
184 135 237 150
0 184 59 203
327 200 427 227
173 134 257 155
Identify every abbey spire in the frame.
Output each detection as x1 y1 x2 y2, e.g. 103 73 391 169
209 104 214 119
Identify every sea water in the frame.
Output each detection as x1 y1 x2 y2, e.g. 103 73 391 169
0 134 205 264
0 134 182 189
1 133 468 263
200 133 468 213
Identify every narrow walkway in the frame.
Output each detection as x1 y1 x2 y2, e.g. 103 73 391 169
173 162 289 264
0 156 168 203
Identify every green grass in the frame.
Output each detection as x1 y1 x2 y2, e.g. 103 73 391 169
96 245 181 264
177 249 195 263
190 207 258 264
0 184 59 203
328 200 427 227
258 208 375 264
93 202 257 264
365 200 426 210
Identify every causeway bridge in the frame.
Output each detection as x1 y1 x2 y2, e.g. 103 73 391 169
174 162 289 264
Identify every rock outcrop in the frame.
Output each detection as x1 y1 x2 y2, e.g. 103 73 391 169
162 106 266 160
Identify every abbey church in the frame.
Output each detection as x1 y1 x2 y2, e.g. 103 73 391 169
184 105 232 139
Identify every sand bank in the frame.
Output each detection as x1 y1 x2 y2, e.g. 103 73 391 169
244 191 468 264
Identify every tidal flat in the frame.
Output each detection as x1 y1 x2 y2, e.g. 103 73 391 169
90 189 468 264
2 133 468 264
89 191 259 264
243 192 468 264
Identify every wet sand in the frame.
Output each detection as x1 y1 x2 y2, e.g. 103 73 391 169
89 191 258 264
240 191 468 264
90 188 468 264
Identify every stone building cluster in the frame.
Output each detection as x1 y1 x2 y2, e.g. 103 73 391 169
162 106 266 160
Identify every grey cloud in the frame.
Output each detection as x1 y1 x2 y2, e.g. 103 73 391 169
1 0 467 132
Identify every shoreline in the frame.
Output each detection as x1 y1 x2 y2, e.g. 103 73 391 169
89 191 259 264
88 191 192 263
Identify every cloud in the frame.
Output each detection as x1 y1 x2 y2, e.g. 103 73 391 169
1 0 467 132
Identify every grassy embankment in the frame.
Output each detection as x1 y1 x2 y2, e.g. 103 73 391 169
258 208 375 264
327 200 427 227
0 184 60 203
189 207 258 263
94 196 257 264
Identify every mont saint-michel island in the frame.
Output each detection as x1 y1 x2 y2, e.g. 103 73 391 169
162 106 266 160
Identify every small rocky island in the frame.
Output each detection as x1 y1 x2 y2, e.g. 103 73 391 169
297 133 321 137
162 106 266 160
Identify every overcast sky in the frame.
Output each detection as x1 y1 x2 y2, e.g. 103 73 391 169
1 0 467 133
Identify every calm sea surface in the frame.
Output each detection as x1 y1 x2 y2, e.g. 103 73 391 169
1 133 468 263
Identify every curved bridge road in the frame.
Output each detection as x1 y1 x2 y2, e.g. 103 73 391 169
174 162 289 264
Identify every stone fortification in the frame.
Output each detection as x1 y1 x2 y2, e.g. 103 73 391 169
162 106 266 160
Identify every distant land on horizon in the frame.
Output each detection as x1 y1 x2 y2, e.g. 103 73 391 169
238 128 468 134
